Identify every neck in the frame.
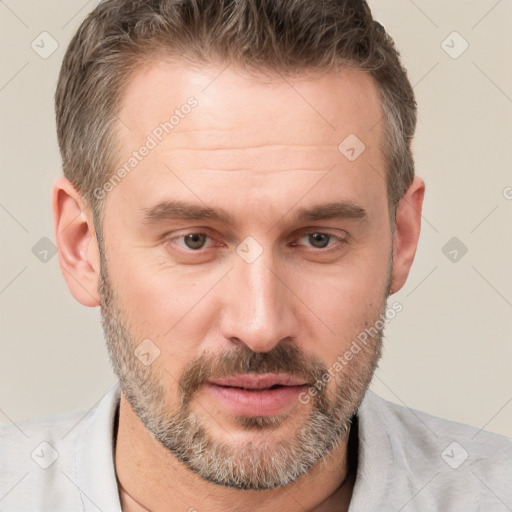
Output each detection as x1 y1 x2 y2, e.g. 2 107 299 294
114 393 356 512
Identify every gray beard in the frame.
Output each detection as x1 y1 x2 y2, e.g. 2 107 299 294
99 254 387 490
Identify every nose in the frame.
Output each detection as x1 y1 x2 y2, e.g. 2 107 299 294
219 251 299 353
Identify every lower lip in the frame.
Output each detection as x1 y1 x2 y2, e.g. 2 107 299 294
204 382 308 417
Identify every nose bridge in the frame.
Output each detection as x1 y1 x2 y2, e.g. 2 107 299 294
220 247 296 352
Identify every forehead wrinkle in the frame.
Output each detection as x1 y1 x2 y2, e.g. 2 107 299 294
148 145 341 175
182 168 331 174
160 144 338 151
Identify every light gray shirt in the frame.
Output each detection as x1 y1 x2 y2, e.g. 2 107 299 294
1 382 511 511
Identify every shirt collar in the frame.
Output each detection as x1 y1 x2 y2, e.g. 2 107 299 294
75 381 123 511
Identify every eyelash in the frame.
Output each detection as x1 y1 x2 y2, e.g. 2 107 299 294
167 230 349 253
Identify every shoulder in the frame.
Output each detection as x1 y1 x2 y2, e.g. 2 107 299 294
352 391 512 511
364 390 512 460
0 407 91 466
0 383 121 511
0 408 91 510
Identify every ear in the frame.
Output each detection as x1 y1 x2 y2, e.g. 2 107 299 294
52 177 101 307
389 176 425 294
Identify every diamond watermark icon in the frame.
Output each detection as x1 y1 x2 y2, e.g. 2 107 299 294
31 441 59 469
338 134 366 162
441 32 469 59
441 441 468 469
31 32 59 59
32 237 58 263
442 237 468 263
134 338 161 366
236 236 263 264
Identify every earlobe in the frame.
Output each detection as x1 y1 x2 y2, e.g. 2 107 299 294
52 177 101 307
389 177 425 294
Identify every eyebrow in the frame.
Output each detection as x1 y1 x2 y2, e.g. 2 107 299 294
142 199 367 225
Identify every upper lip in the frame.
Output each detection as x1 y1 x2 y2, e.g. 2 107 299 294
207 373 308 390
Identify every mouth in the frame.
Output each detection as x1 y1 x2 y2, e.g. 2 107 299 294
204 373 310 417
208 373 308 390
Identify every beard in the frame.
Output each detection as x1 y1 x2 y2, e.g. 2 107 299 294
99 248 390 491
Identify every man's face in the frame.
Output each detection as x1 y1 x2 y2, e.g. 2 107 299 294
99 60 393 489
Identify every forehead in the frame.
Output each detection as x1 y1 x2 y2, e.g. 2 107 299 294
107 58 387 223
118 58 384 153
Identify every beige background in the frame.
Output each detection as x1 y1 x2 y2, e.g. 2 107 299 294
1 1 511 437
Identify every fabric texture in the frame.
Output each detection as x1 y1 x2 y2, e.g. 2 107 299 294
1 382 511 511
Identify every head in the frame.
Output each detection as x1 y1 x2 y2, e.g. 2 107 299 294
53 0 424 491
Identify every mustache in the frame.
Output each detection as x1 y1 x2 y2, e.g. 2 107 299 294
178 343 328 406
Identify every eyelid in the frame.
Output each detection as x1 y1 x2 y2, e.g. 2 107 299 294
292 226 349 241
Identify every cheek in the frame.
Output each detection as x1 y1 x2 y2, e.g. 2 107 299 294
292 256 389 364
107 250 223 352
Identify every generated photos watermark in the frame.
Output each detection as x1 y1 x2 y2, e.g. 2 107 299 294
93 96 199 201
298 301 403 404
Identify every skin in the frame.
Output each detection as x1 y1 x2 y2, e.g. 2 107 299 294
53 59 424 511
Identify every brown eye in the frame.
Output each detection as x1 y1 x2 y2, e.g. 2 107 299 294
293 231 349 253
183 233 208 250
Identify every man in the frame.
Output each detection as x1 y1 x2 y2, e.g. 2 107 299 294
0 0 510 510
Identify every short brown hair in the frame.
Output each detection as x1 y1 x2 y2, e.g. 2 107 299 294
55 0 416 227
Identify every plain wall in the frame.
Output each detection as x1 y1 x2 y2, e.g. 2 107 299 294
1 0 511 437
